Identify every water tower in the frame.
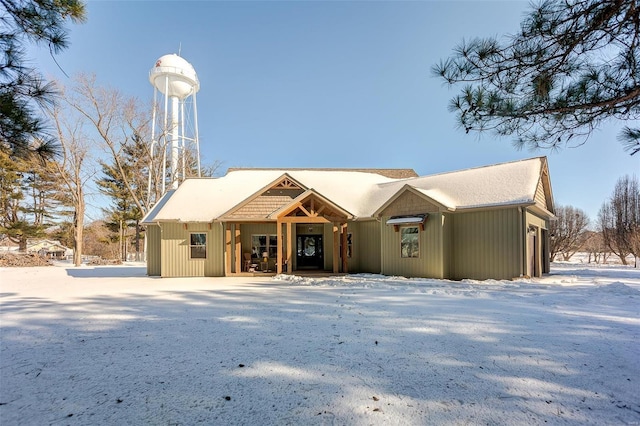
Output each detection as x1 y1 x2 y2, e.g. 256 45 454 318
149 53 200 195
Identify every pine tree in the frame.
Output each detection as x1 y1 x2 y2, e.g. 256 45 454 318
0 149 61 250
1 0 85 158
96 135 147 261
434 0 640 154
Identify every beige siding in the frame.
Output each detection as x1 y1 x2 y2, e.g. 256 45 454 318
525 209 551 276
442 213 452 278
160 222 224 277
348 220 381 273
380 213 444 278
146 224 161 276
323 224 334 271
450 208 522 280
534 178 548 211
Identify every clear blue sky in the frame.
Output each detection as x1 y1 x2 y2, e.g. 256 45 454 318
30 0 639 224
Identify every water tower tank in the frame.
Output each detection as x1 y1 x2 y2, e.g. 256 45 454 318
149 54 200 99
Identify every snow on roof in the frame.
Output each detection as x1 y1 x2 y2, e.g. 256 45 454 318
142 157 545 223
399 157 543 210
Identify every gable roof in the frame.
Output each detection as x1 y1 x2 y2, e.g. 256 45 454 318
227 167 419 179
141 157 553 224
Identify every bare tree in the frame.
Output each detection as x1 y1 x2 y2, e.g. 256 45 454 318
66 74 154 215
48 103 93 266
582 231 610 264
550 205 590 261
599 175 640 265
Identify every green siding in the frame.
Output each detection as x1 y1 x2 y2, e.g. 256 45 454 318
146 225 161 276
349 220 381 273
450 208 521 280
323 224 334 271
442 213 452 278
380 213 444 278
160 222 224 277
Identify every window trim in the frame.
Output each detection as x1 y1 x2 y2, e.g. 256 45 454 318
251 234 278 259
189 232 207 259
400 226 420 258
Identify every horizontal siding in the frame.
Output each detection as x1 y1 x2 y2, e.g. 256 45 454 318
450 208 521 280
534 178 548 211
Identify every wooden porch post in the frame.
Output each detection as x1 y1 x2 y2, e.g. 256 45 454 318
286 222 292 275
333 222 340 273
341 222 348 273
225 223 231 276
277 220 283 274
234 224 241 274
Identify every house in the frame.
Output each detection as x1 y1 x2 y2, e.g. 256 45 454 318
141 157 555 280
26 239 72 259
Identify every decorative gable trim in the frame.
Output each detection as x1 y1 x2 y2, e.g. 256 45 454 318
219 173 307 220
373 185 449 217
271 189 353 222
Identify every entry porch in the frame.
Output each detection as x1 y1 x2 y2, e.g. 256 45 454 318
223 191 352 276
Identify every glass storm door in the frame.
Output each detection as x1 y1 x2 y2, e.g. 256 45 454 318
296 235 323 269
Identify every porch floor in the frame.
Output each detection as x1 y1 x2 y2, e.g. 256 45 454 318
229 270 348 278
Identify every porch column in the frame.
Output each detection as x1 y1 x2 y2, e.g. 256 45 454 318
225 223 231 276
286 222 292 275
277 220 283 274
341 222 348 273
234 224 241 274
333 222 340 273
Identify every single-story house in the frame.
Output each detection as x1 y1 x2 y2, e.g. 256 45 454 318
141 156 555 280
26 239 72 259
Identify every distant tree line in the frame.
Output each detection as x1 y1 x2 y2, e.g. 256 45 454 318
0 75 221 265
550 175 640 266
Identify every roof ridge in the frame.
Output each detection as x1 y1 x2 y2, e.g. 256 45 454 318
226 167 419 179
387 156 545 185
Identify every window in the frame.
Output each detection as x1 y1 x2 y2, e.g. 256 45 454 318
190 233 207 259
400 226 419 258
252 235 278 259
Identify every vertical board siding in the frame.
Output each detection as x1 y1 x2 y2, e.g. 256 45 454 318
323 224 333 271
450 208 521 280
146 225 161 276
525 210 551 277
207 223 225 277
160 223 224 277
442 213 452 278
380 213 444 278
348 220 381 273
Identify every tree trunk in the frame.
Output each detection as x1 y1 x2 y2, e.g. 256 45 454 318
18 235 27 252
73 201 84 266
135 220 140 261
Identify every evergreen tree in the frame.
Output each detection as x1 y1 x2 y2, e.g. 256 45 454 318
434 0 640 154
96 135 147 261
0 149 61 250
1 0 85 158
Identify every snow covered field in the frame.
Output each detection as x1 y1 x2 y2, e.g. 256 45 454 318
1 263 638 425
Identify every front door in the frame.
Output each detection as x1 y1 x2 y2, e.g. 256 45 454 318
297 235 323 269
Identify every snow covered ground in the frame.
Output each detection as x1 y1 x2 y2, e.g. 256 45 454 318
1 263 638 425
